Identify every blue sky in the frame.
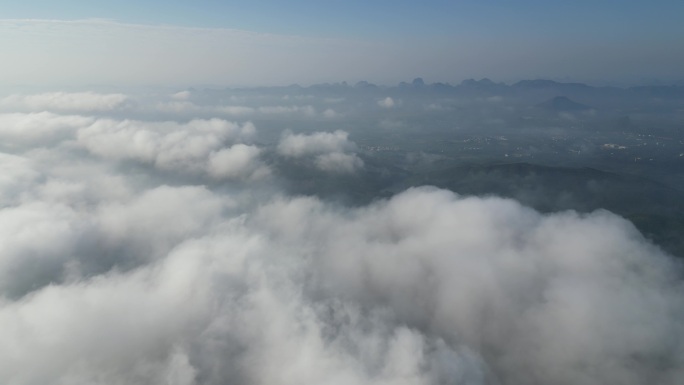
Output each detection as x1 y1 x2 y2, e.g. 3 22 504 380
4 0 682 38
1 1 683 86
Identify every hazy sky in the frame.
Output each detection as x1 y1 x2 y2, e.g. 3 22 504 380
2 0 683 86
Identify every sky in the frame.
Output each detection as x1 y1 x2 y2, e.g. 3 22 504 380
1 0 683 86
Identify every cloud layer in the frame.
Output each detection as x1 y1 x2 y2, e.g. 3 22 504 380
0 91 682 385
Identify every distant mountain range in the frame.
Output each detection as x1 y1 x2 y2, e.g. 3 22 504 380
537 96 594 112
262 78 684 100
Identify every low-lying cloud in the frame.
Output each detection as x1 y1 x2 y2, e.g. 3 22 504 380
0 92 131 113
378 96 395 108
207 144 270 180
155 100 329 119
0 90 682 385
277 130 364 173
77 118 266 179
0 112 93 146
277 130 356 157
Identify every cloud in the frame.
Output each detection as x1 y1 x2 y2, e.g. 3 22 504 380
154 101 256 117
277 130 357 158
5 184 678 385
77 118 265 179
0 200 96 296
0 93 683 385
154 101 323 119
378 97 395 108
0 153 42 204
322 108 339 118
250 187 684 385
207 144 270 180
258 105 316 116
0 92 131 113
171 90 192 100
314 152 364 174
0 112 93 147
97 185 230 262
277 130 364 173
0 251 210 384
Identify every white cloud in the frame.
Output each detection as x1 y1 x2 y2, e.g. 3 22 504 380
378 97 395 108
77 118 263 179
97 185 229 261
0 201 93 295
0 169 682 385
258 105 316 117
314 152 364 174
171 90 192 100
154 101 324 119
277 130 363 173
0 252 210 384
154 101 256 117
0 92 131 112
0 153 42 205
207 144 270 180
0 112 92 146
277 130 356 158
250 187 684 385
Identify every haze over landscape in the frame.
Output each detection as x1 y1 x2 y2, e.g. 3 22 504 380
2 1 684 87
1 1 684 385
